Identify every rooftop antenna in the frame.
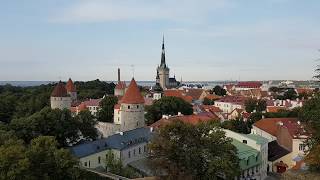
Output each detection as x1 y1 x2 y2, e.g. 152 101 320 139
131 64 135 78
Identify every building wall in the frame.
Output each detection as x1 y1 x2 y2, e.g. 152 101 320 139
115 89 125 96
50 96 71 110
153 93 162 100
214 101 243 113
88 105 99 116
120 103 145 132
120 143 149 165
277 127 293 151
158 68 169 89
79 149 120 169
95 122 120 138
114 108 121 125
251 126 277 142
68 92 77 102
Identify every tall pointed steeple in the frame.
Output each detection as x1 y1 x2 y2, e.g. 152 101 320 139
160 35 166 67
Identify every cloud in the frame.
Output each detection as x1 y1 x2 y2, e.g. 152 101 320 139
49 0 232 23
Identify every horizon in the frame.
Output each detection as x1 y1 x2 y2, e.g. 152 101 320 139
1 0 320 81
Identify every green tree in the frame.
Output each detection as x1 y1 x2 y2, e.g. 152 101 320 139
278 89 298 100
24 136 79 179
221 118 251 134
149 120 240 179
213 85 226 96
10 107 97 146
256 99 267 112
97 96 118 122
75 79 115 100
245 98 257 113
145 96 193 125
203 97 215 105
74 110 98 141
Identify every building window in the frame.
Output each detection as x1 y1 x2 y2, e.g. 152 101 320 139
98 156 101 164
128 151 131 158
139 147 141 154
247 159 249 165
84 162 87 167
137 105 139 108
89 161 91 167
128 105 130 109
299 144 305 151
144 145 147 152
243 140 247 144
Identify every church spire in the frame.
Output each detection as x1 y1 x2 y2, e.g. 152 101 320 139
160 35 166 67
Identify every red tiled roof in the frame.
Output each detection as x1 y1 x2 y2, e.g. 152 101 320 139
66 78 76 92
267 106 287 113
253 118 308 138
164 90 193 103
78 103 87 111
150 112 219 129
205 94 221 100
184 89 205 100
216 96 246 105
200 105 222 113
296 88 313 95
115 81 126 90
83 99 101 107
236 82 262 88
51 81 68 97
120 78 144 104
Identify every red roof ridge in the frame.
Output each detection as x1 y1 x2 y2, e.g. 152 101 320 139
66 78 76 92
51 81 68 97
120 78 144 104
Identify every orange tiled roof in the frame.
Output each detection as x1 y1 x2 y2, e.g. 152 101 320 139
120 78 144 104
253 118 307 138
66 78 76 92
51 81 68 97
150 112 219 129
205 94 221 100
164 90 193 103
267 106 287 113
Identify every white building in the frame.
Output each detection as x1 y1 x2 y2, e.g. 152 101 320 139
70 127 152 169
214 96 245 114
224 129 268 180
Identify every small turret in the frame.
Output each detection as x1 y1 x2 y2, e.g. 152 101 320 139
66 78 77 102
51 81 71 110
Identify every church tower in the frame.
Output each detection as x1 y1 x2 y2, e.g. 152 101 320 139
157 36 170 89
51 81 72 110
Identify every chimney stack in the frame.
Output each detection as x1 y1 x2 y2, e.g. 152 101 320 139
118 68 120 82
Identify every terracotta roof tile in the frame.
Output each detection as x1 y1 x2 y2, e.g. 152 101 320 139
66 78 76 92
253 118 308 138
120 78 144 104
115 81 126 90
51 81 68 97
83 99 101 107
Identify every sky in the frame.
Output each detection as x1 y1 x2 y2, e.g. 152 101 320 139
0 0 320 81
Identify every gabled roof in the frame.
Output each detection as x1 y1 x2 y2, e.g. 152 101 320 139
164 90 193 103
184 89 205 100
268 140 290 162
51 81 68 97
120 78 144 104
66 78 76 92
83 98 101 107
236 82 262 88
70 127 152 158
253 118 308 138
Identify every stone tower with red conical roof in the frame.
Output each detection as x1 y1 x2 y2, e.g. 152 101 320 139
118 78 145 132
51 81 72 110
66 78 77 102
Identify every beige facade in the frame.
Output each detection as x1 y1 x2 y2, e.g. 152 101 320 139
158 68 169 89
50 96 71 110
120 103 145 132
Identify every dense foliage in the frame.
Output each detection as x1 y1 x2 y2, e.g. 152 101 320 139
0 80 115 124
149 120 240 179
212 85 227 96
145 96 193 125
299 94 320 171
9 107 97 147
0 134 81 180
277 89 298 100
203 97 215 105
244 98 266 113
97 96 118 122
75 79 115 100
